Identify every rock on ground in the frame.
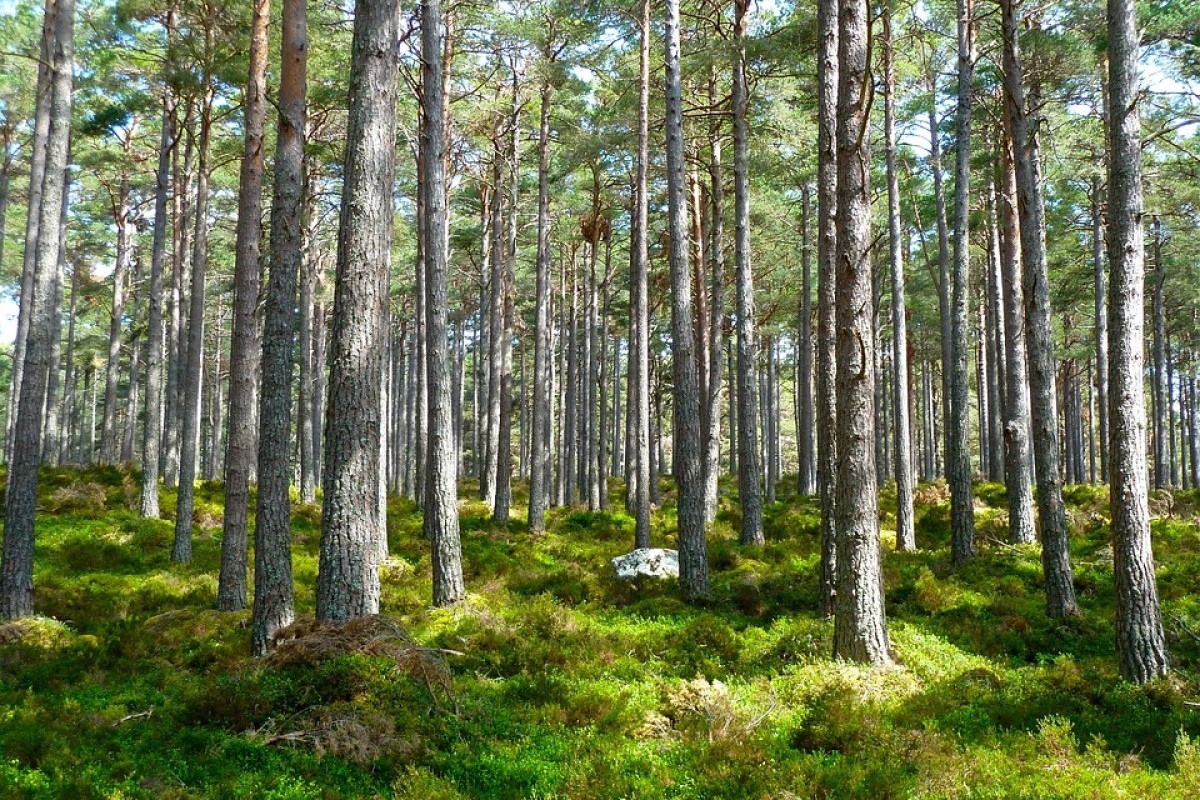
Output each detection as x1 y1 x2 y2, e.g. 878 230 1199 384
611 548 679 580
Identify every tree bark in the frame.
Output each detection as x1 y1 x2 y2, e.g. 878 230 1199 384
421 0 466 607
883 5 914 552
816 0 838 618
733 0 763 547
833 0 891 665
1091 172 1108 482
665 0 708 599
948 0 976 566
528 56 555 533
0 0 73 619
251 0 305 653
317 0 401 621
219 0 270 611
1106 0 1169 683
171 57 215 564
1001 0 1077 615
996 142 1037 547
101 174 132 463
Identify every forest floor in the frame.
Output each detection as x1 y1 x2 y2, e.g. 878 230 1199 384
2 467 1200 798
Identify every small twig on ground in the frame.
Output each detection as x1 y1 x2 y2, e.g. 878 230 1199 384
112 707 153 726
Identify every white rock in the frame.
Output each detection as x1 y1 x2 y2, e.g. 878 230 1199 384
611 548 679 580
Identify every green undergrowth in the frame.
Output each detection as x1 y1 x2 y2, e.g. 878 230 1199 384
2 465 1200 798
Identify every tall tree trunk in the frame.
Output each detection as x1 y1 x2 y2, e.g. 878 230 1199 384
421 0 466 607
1106 0 1169 683
6 0 56 462
1151 216 1166 489
1001 0 1077 615
816 0 838 618
733 0 763 547
42 168 69 465
119 249 141 464
984 187 1006 482
883 5 914 552
529 61 554 532
141 52 176 518
494 94 518 523
253 0 305 654
927 71 952 482
703 73 725 522
219 0 270 611
298 150 319 503
948 0 976 566
833 0 891 665
101 175 131 463
1091 172 1108 482
630 0 652 549
996 140 1037 547
665 0 708 599
0 0 73 619
317 0 400 621
162 101 193 487
797 184 815 496
171 58 215 564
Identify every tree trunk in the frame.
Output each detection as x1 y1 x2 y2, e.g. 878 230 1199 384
995 146 1037 547
733 0 763 547
252 0 305 654
1091 173 1108 482
171 63 215 565
0 0 73 619
883 6 914 552
6 0 56 462
629 0 652 548
219 0 270 611
665 0 708 599
141 54 176 517
1001 0 1077 615
317 0 400 621
42 168 69 465
421 0 466 607
529 65 554 532
833 0 891 665
797 184 815 496
1151 216 1166 489
948 0 976 566
101 175 131 463
298 151 319 503
1106 0 1169 683
816 0 838 618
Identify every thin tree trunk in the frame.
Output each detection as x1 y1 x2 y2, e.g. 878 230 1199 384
102 175 131 463
252 0 305 654
884 5 914 552
529 77 556 528
630 0 652 548
1151 216 1166 489
1092 172 1108 482
219 0 270 611
948 0 976 566
1107 0 1169 683
6 0 56 462
141 54 176 517
0 0 73 619
665 0 708 599
798 184 815 496
171 59 215 564
816 0 838 618
1002 0 1077 615
733 0 762 547
996 147 1037 547
421 0 466 607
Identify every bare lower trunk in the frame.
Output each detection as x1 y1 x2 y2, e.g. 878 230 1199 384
528 66 554 533
317 0 399 622
733 0 762 547
253 0 305 653
219 0 270 611
631 0 652 548
816 0 838 618
883 7 914 552
948 0 976 566
833 0 890 664
1001 0 1077 615
665 0 708 599
1106 0 1169 683
0 0 73 619
421 0 465 607
171 70 215 565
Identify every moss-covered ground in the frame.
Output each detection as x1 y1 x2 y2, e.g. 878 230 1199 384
3 466 1200 798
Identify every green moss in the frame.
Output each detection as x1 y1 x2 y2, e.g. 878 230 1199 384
1 470 1199 797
